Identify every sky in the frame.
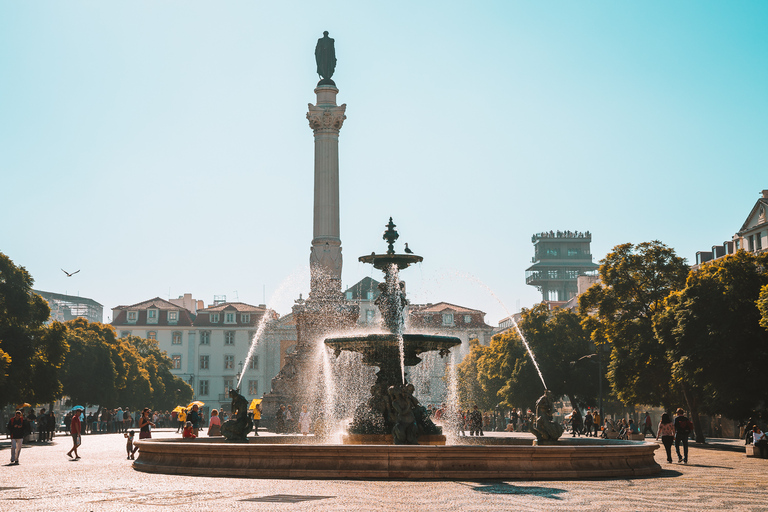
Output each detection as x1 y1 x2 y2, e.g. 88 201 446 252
1 1 766 325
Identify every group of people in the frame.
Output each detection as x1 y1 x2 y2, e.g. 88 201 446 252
567 408 603 437
275 404 311 435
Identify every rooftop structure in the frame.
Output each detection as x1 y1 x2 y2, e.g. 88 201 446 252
525 230 598 306
34 290 103 324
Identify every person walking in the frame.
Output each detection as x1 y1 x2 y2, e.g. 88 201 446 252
66 407 83 459
469 405 483 436
7 410 25 465
674 408 692 464
656 413 676 463
584 410 594 437
643 412 655 437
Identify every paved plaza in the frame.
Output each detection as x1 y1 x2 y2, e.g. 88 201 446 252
1 430 767 511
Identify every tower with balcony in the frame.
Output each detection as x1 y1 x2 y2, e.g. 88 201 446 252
525 230 598 305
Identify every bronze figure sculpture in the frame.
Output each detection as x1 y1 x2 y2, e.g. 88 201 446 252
315 31 337 86
221 388 253 442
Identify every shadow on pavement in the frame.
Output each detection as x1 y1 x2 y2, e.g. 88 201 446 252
470 482 567 500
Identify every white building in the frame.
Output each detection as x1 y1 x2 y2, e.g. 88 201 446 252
111 296 279 412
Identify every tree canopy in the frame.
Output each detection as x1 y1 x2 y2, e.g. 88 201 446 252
578 241 688 407
654 250 768 425
0 252 69 407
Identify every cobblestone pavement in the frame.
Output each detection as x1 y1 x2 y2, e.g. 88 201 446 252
1 430 767 511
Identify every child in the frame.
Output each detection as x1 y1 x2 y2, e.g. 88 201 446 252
124 430 138 460
182 421 196 439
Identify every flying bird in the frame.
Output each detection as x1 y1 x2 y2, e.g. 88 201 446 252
404 243 413 254
61 269 80 277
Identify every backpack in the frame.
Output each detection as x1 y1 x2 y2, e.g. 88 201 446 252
678 418 691 433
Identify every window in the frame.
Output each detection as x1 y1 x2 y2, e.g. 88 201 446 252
200 331 210 345
248 380 258 395
171 355 181 369
346 291 353 300
464 315 471 324
223 378 234 391
757 232 763 251
168 311 178 323
120 331 131 338
224 355 234 369
147 331 156 340
442 313 454 326
567 248 579 257
366 291 374 300
210 313 220 323
248 331 256 343
249 356 259 370
127 311 137 323
224 331 235 345
546 248 559 257
749 235 755 251
366 309 375 324
172 331 182 344
241 313 250 323
225 312 235 324
200 355 209 370
147 309 158 324
199 380 209 396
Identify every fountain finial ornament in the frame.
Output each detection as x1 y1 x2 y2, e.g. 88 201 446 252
315 31 337 86
383 217 399 255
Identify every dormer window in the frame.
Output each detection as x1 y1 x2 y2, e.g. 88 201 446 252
147 309 158 324
210 313 220 323
168 311 178 324
127 311 138 323
464 315 472 324
240 313 250 323
442 313 454 326
225 312 236 324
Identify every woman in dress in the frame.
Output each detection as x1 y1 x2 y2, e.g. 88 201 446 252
207 409 222 436
139 408 155 439
299 405 311 436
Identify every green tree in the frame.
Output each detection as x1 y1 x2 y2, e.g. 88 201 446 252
455 338 503 410
758 283 768 331
0 252 69 407
578 241 688 408
516 304 599 411
61 318 121 407
654 250 768 442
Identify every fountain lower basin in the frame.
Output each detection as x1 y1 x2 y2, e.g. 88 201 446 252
133 437 661 479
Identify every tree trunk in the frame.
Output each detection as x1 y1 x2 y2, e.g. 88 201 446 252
682 386 706 444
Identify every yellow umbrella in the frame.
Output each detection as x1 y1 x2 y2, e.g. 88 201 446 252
172 406 184 414
17 403 31 409
248 399 262 410
187 401 205 409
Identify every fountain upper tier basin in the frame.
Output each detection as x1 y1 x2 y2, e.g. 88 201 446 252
358 253 423 270
325 333 461 367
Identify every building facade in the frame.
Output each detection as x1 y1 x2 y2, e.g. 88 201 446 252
35 290 103 324
525 230 598 306
111 296 280 412
695 189 768 266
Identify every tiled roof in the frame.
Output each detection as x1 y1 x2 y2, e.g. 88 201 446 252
113 297 182 311
197 302 267 313
410 302 485 315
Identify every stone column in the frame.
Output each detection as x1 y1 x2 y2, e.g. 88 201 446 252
307 85 346 299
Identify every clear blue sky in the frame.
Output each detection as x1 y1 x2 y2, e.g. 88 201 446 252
1 1 766 324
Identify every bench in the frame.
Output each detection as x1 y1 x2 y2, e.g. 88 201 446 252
746 444 766 458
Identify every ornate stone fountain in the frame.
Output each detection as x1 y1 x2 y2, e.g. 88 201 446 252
325 218 460 443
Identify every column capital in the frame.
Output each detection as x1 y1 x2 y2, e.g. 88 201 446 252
307 103 347 133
